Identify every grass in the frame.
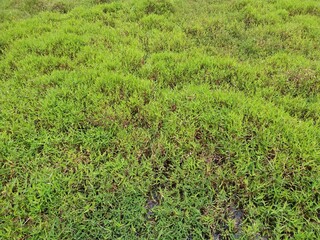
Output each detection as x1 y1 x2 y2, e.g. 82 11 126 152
0 0 320 239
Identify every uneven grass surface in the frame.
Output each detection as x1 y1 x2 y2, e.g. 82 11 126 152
1 0 320 239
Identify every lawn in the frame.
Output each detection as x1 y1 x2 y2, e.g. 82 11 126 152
0 0 319 239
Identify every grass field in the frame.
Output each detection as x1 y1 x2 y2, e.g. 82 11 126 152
0 0 320 239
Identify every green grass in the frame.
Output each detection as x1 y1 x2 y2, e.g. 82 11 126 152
0 0 320 239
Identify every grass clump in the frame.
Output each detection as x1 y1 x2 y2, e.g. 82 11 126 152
141 0 175 15
0 0 320 239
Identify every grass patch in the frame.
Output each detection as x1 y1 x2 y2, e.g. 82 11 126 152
1 0 320 239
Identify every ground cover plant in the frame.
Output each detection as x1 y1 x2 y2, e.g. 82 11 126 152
0 0 320 239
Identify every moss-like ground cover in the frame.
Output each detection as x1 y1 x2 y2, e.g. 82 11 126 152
1 0 320 239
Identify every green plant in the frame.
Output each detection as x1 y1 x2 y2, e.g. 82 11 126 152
0 0 319 239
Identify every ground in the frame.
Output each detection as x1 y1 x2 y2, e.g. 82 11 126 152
0 0 320 239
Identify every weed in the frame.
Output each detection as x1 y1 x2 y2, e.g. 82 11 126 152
0 0 320 239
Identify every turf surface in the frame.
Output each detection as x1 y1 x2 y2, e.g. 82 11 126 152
0 0 320 239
